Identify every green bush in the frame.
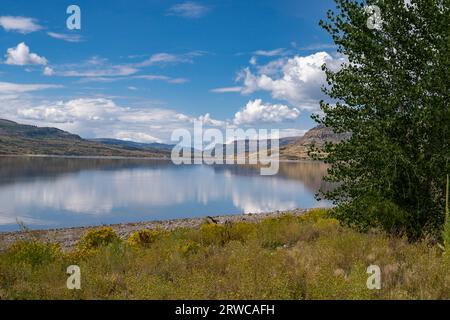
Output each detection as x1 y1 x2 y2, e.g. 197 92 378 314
257 215 302 249
298 208 331 223
127 229 164 247
333 195 411 237
7 241 61 266
199 223 228 246
228 221 256 242
78 227 121 251
178 240 201 257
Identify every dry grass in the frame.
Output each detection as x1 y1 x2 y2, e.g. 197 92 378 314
0 209 449 300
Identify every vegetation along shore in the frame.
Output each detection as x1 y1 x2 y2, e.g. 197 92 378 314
0 208 449 299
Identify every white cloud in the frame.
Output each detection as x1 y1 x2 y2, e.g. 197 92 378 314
197 113 226 126
136 51 204 67
46 56 138 79
168 77 189 84
35 51 201 87
298 43 337 51
16 98 118 124
59 65 137 77
115 131 162 143
0 16 42 33
167 2 210 18
0 81 61 94
253 48 286 57
47 32 83 43
210 86 242 93
238 51 346 110
279 128 308 138
77 74 189 84
138 53 180 66
134 74 189 84
1 94 310 145
4 42 48 66
11 98 223 143
233 99 300 125
43 66 54 76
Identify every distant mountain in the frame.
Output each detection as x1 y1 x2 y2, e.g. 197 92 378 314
280 125 351 160
0 119 170 158
205 136 301 155
0 118 347 161
89 138 174 151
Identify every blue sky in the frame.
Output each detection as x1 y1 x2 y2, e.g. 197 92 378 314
0 0 343 143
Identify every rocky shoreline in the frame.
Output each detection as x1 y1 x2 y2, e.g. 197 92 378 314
0 209 309 251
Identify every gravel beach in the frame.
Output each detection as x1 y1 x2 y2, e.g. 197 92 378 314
0 209 309 251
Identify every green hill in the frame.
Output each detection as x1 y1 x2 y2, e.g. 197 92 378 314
0 119 170 158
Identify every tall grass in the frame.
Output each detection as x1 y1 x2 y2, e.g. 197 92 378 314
0 208 448 300
442 175 450 254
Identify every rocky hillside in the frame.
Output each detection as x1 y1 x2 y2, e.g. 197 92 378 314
280 125 350 160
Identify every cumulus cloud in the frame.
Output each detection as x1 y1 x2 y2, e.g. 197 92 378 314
4 42 48 66
166 2 210 18
47 32 83 43
11 98 225 143
233 99 300 125
0 16 42 33
1 92 308 144
197 113 226 126
238 51 346 110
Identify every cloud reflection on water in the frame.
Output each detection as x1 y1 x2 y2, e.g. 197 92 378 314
0 157 331 230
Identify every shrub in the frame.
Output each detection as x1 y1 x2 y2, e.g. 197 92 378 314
179 240 201 257
7 241 61 266
298 208 331 223
127 229 164 247
257 215 302 249
199 223 228 246
228 222 256 242
332 195 412 237
78 227 121 251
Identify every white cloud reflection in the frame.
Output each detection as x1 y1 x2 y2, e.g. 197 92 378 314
0 163 328 229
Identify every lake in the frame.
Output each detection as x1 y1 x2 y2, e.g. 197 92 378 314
0 156 332 232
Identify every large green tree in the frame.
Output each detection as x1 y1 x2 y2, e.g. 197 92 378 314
316 0 450 239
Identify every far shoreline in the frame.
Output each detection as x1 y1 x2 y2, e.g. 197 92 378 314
0 153 318 163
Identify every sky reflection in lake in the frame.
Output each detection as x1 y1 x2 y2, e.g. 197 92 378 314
0 157 331 231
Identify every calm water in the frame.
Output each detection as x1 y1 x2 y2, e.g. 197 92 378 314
0 157 331 231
